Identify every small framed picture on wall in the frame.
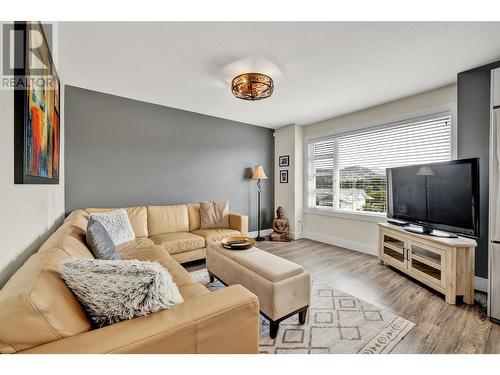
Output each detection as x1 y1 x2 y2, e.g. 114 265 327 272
280 170 288 183
279 155 289 167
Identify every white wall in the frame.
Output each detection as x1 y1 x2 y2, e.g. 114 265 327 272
0 81 65 287
294 125 304 237
274 124 303 238
302 84 457 255
303 84 457 138
494 68 500 107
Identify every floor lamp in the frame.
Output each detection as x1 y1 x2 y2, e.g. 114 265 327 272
252 165 268 241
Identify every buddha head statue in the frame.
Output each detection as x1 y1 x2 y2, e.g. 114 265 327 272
277 206 285 219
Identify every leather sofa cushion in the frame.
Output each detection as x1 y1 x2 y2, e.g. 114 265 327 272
187 203 201 232
118 242 167 261
178 283 210 300
117 238 156 252
39 215 93 259
0 248 93 354
63 209 90 232
85 207 149 238
150 232 205 254
191 229 241 246
163 261 198 289
171 248 206 264
147 205 189 236
117 244 194 288
124 206 148 237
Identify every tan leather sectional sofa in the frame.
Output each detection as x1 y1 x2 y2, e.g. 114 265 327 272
0 204 260 354
86 204 248 264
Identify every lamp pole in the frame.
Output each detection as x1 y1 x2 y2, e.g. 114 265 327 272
256 178 264 241
251 165 268 241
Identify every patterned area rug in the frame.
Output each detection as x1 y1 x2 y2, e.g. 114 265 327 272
190 269 415 354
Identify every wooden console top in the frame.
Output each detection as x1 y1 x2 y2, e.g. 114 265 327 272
378 223 477 248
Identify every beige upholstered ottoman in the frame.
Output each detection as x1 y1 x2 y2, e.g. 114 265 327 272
206 243 310 338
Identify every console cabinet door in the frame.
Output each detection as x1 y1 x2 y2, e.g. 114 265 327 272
380 231 407 271
407 240 446 289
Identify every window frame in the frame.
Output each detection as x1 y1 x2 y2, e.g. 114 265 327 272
303 105 457 222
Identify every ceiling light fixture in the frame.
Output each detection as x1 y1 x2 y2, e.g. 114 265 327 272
231 73 274 101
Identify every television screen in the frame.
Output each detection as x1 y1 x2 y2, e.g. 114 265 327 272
387 158 479 237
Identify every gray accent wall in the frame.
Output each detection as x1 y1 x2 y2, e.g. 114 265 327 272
65 85 274 231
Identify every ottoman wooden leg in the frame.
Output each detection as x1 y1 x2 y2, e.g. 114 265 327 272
298 306 308 324
208 271 215 283
269 320 279 339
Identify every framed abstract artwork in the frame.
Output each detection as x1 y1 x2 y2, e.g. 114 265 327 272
14 21 60 184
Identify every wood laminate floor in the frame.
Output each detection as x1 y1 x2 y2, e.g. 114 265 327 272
186 238 500 353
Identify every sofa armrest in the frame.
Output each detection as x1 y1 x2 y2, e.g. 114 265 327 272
229 212 248 236
19 285 259 354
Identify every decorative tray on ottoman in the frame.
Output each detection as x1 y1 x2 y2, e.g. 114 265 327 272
221 236 255 250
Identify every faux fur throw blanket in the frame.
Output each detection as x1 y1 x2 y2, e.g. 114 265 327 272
60 258 183 327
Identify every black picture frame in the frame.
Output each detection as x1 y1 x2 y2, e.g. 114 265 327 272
14 21 60 184
279 155 289 167
280 170 288 183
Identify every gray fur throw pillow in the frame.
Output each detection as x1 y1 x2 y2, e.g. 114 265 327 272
60 259 183 327
90 209 135 246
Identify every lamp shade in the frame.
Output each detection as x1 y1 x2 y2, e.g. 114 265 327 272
252 165 268 180
416 166 435 176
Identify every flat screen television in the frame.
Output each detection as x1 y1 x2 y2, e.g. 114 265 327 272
386 158 479 238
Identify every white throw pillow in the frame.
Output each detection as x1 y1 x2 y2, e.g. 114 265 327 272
90 209 135 246
60 258 183 327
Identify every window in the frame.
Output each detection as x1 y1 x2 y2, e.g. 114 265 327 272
307 114 452 215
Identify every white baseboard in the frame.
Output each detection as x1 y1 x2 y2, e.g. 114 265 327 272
248 229 301 239
248 228 273 237
475 276 488 293
303 231 378 256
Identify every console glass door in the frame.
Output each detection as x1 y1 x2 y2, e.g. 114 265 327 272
407 241 445 288
381 233 407 270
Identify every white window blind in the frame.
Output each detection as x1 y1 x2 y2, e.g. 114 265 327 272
308 114 452 214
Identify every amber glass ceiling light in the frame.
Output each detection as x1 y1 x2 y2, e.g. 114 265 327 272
231 73 274 101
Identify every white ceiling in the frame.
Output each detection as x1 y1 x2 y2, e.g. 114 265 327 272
58 22 500 128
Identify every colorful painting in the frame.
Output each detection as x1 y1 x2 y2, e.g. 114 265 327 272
14 22 60 184
26 71 59 179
